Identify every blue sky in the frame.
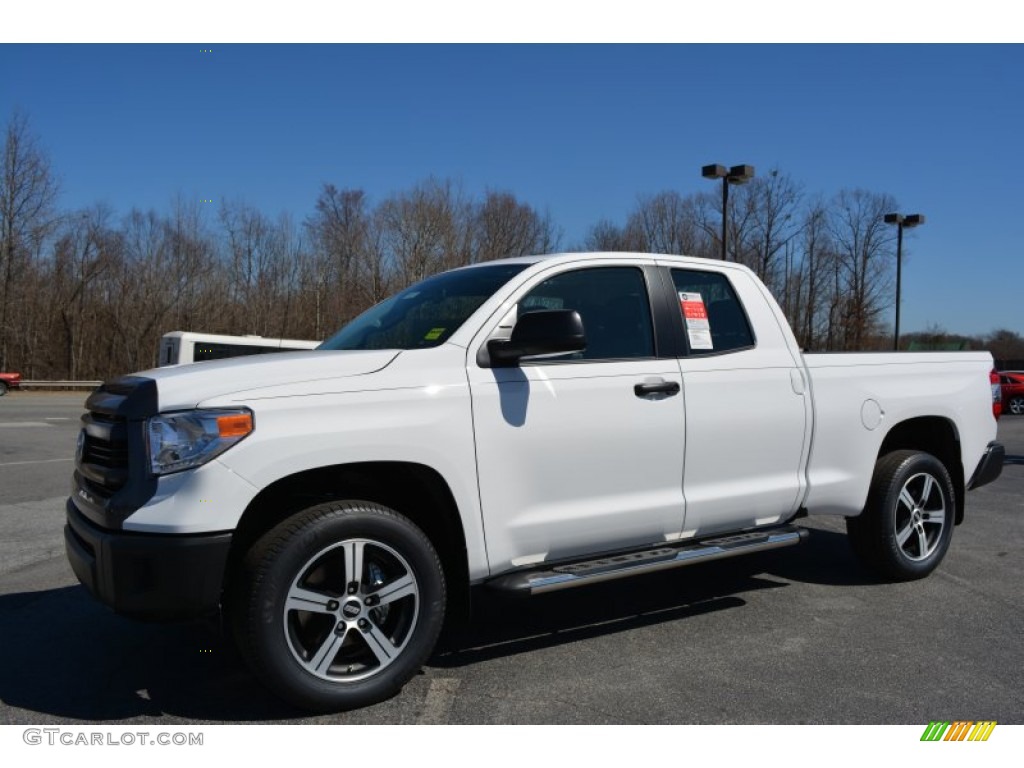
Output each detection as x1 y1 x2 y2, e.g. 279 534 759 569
1 43 1021 336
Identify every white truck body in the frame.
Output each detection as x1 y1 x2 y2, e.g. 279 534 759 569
65 252 1003 711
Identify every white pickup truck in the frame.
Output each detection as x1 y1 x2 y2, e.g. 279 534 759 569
65 252 1004 711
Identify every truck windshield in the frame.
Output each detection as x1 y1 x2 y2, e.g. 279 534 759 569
319 263 531 351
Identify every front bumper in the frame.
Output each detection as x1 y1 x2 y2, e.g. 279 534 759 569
65 498 232 621
967 441 1005 490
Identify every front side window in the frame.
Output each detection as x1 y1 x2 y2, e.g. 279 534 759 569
518 267 655 361
670 269 754 354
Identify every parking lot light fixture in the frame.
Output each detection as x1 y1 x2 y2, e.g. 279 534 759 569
702 164 755 261
884 212 926 351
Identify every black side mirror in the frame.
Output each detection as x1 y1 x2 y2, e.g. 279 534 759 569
484 309 586 367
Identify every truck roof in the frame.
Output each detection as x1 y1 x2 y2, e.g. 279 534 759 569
457 251 755 273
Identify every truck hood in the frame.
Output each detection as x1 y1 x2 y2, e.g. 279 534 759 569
138 349 401 411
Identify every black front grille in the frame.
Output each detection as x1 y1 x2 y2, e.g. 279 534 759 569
83 436 129 468
71 375 159 529
80 412 130 492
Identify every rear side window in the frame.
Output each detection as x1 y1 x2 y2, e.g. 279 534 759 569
670 269 754 354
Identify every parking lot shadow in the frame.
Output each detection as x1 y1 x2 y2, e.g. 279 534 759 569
754 524 886 587
0 527 868 721
0 585 305 722
436 526 872 666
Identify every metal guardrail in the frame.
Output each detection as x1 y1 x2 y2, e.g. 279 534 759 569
18 380 102 390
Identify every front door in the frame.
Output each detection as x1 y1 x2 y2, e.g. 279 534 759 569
467 263 687 573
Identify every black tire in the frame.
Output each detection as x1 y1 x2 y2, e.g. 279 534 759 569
1009 397 1024 416
234 500 446 712
0 381 8 396
846 450 955 581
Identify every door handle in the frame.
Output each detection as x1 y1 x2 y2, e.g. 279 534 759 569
634 380 681 397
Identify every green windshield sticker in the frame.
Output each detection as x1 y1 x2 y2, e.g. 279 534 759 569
424 327 446 341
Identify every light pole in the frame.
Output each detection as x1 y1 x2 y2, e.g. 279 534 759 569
702 164 755 261
884 212 926 351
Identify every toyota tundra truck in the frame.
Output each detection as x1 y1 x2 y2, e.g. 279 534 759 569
65 252 1005 711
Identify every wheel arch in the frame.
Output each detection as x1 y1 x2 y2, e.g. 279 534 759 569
877 416 965 524
224 461 471 624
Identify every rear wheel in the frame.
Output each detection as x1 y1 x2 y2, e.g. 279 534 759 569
846 450 955 581
1010 397 1024 415
0 381 8 396
235 500 446 711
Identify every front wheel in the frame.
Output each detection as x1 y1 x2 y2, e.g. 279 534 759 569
0 381 8 396
846 450 955 581
234 501 446 711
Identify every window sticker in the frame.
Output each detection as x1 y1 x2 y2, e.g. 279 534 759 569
679 292 714 350
423 327 446 341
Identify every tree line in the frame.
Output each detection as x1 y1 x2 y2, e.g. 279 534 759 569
2 113 1021 380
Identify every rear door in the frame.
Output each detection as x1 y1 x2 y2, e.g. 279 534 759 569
662 264 811 538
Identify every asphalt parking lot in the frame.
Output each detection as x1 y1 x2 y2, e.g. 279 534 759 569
1 391 1021 725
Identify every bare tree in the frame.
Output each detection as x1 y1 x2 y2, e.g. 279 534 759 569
694 183 758 264
790 199 834 349
985 329 1024 366
828 189 898 349
0 135 931 377
102 207 212 371
98 209 164 372
625 191 704 256
270 212 310 339
220 199 292 335
747 169 804 295
579 219 634 252
49 207 117 378
305 185 374 335
350 208 391 310
0 112 59 370
473 190 560 262
379 178 472 287
163 196 217 334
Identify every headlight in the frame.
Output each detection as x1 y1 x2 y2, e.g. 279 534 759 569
146 408 254 475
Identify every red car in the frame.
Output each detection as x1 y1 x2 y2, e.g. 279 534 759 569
1000 372 1024 416
0 372 21 396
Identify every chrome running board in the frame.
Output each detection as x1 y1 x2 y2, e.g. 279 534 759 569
488 525 808 595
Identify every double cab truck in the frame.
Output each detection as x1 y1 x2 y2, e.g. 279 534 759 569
65 252 1004 711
